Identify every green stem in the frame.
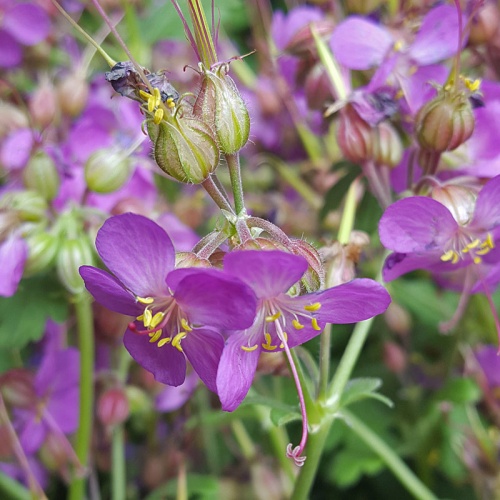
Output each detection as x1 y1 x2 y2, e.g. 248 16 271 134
0 470 31 500
327 318 374 402
290 420 333 500
318 326 331 399
225 153 246 215
201 175 235 214
68 293 95 500
231 420 257 460
342 410 438 500
111 425 126 500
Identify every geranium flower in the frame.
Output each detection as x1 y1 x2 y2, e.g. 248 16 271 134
217 250 391 411
79 213 257 392
379 175 500 286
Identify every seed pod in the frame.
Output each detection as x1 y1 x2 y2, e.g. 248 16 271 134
23 151 60 200
149 115 219 184
415 88 475 152
194 64 250 154
85 148 131 193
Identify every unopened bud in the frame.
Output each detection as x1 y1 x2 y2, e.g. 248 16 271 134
291 239 324 292
383 341 407 374
0 101 28 138
85 148 131 193
384 302 411 336
194 64 250 154
284 20 335 56
0 369 35 408
57 237 94 294
57 74 89 117
29 81 58 128
5 190 48 222
469 3 500 46
23 151 60 200
97 387 130 427
429 183 478 225
372 122 403 168
125 386 153 416
149 115 219 183
415 87 475 152
24 231 59 276
337 105 373 163
304 63 333 110
175 252 211 268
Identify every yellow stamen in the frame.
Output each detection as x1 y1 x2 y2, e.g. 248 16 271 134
463 77 481 92
166 97 175 109
150 312 165 329
139 90 151 102
311 318 322 331
292 319 304 330
393 40 403 51
304 302 321 312
154 108 164 124
137 296 154 304
172 332 187 352
262 332 277 351
473 256 482 264
149 330 162 343
181 318 193 332
279 331 288 349
441 250 459 264
241 344 258 352
136 314 144 322
266 311 281 322
143 309 153 328
462 239 480 252
157 337 171 347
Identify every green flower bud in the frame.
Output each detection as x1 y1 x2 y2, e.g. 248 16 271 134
415 87 475 152
23 152 60 200
3 190 48 222
372 122 403 168
194 64 250 154
291 239 324 292
149 115 219 184
85 148 131 193
24 231 59 276
56 237 94 294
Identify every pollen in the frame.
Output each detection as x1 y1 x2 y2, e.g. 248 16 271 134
304 302 321 312
441 249 459 264
181 318 193 332
172 332 187 352
266 311 281 322
143 309 153 328
292 319 304 330
157 337 171 348
154 108 164 124
462 76 481 93
150 312 165 329
137 296 154 305
241 344 258 352
262 332 277 351
149 330 162 343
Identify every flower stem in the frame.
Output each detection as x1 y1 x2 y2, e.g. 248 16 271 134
69 292 95 500
111 425 126 500
201 175 235 214
225 153 246 215
342 409 438 500
0 469 31 500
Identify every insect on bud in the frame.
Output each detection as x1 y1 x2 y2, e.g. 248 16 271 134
194 63 250 154
85 148 131 193
23 151 60 200
415 86 475 153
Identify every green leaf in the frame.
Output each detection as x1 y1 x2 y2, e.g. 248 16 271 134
269 407 301 427
0 275 68 349
330 448 384 487
435 377 481 405
339 377 393 409
144 474 220 500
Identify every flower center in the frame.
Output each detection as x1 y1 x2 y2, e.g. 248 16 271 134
441 232 495 265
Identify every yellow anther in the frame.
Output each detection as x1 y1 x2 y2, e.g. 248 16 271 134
241 344 258 352
261 332 277 351
147 97 155 113
149 330 162 343
463 77 481 92
153 87 161 103
279 331 288 349
136 314 144 322
181 318 193 332
462 239 480 252
292 319 304 330
143 309 153 328
393 40 404 52
172 332 187 352
150 312 165 329
139 90 151 102
304 302 321 312
157 337 171 348
265 311 281 322
166 97 175 109
137 296 154 304
441 250 459 264
311 318 322 331
153 108 164 124
477 233 495 255
473 256 482 264
395 89 404 100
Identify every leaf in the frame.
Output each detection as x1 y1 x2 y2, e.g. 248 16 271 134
270 407 301 427
338 377 393 409
0 275 68 349
144 474 220 500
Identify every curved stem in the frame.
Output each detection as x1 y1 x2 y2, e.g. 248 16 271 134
201 175 235 214
68 293 95 500
342 410 438 500
225 153 246 215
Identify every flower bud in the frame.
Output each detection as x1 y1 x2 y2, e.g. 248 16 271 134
175 252 211 268
304 63 333 110
29 81 58 128
291 239 325 292
125 386 153 416
24 231 59 276
57 237 94 294
39 432 68 472
284 20 335 56
383 341 407 374
0 369 35 408
469 3 500 46
372 122 403 168
415 88 475 152
57 73 89 117
5 190 48 222
149 115 220 183
384 302 411 337
97 387 130 427
346 0 383 14
85 148 131 193
337 104 373 163
0 101 28 138
23 151 60 200
428 183 478 226
194 64 250 154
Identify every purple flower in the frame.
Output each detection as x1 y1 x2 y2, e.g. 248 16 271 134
79 213 257 392
379 175 500 287
0 233 28 297
475 345 500 387
217 250 391 411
